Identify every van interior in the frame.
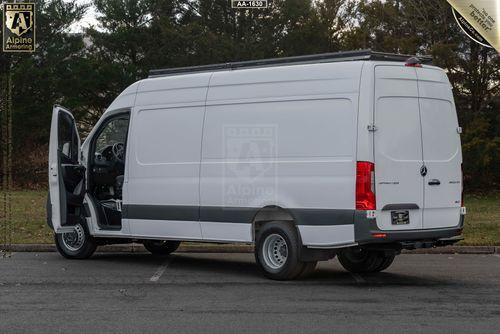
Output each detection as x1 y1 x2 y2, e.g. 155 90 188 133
88 113 130 230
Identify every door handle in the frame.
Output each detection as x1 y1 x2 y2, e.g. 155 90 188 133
428 179 440 186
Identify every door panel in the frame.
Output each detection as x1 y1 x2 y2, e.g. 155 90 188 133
418 85 462 229
48 106 83 232
374 66 462 231
125 106 204 239
374 66 423 231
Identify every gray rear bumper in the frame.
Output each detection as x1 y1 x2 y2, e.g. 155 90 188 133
354 211 464 245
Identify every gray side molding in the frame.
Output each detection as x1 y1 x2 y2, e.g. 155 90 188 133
122 204 355 226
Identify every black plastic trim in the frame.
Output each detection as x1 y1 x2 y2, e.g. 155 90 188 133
124 204 199 222
354 210 464 245
381 203 420 211
122 204 355 226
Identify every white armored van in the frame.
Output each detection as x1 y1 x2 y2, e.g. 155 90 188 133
48 50 465 280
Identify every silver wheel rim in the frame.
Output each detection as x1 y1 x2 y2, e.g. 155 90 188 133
62 224 85 251
262 234 288 270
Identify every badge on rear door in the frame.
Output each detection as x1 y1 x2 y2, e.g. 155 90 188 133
391 210 410 225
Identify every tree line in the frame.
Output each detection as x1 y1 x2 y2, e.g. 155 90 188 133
0 0 498 191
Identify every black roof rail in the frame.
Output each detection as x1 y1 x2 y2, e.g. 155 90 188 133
148 49 433 78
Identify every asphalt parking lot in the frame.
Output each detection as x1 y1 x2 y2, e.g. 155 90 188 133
1 251 499 333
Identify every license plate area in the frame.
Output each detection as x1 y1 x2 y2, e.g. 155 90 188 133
391 210 410 225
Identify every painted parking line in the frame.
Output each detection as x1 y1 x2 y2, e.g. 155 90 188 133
150 256 174 282
350 273 366 283
493 254 500 259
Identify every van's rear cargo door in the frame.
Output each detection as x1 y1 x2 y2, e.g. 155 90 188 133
374 66 424 231
416 68 462 229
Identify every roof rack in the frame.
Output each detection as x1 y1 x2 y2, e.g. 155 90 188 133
148 49 433 78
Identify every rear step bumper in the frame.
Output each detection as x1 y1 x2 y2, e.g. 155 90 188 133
354 211 464 246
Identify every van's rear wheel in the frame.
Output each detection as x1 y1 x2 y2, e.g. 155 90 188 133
255 221 306 280
338 247 395 273
143 240 181 256
55 223 97 259
375 252 396 272
298 261 318 278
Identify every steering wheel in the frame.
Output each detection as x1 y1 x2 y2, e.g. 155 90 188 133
111 142 125 163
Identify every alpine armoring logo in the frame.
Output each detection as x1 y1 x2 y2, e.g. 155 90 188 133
2 2 36 52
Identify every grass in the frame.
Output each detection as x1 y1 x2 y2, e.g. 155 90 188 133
0 190 51 244
0 190 499 245
460 194 500 246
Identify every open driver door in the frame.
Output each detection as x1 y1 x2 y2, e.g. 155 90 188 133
48 105 86 233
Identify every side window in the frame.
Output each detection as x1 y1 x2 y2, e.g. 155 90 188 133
58 112 78 163
95 117 129 153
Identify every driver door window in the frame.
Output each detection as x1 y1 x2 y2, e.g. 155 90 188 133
58 112 79 163
91 114 130 202
95 117 130 156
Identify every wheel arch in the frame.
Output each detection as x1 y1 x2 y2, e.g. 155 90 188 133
251 205 301 242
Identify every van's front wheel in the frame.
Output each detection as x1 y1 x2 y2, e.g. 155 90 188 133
255 221 305 280
55 223 97 259
338 247 395 273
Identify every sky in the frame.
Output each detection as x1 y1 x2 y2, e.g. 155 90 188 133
67 0 99 33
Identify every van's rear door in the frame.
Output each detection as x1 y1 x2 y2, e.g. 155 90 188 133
374 66 424 230
417 68 462 229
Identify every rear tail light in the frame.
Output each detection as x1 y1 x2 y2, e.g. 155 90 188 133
356 161 376 210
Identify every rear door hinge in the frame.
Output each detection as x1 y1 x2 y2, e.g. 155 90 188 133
456 126 462 134
367 124 377 132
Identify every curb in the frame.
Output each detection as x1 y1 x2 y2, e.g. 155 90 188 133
401 246 499 255
1 244 499 254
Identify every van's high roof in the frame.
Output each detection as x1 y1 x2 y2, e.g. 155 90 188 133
148 49 433 78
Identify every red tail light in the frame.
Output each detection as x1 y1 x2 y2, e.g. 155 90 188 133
356 161 376 210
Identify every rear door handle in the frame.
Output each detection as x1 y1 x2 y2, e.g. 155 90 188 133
428 179 441 186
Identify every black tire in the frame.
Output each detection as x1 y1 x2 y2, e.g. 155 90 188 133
298 261 318 279
143 240 181 256
255 221 305 280
374 253 396 272
54 222 97 259
338 247 392 273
